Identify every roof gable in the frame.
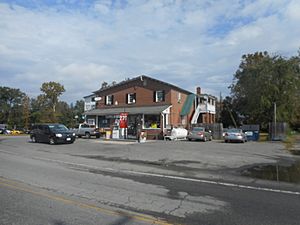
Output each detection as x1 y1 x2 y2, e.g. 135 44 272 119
93 75 192 95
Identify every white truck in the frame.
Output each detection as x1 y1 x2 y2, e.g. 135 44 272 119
71 124 100 138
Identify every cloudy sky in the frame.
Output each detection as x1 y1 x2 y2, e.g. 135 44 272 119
1 0 300 103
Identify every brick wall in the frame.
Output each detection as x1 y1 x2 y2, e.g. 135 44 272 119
93 77 195 130
96 86 172 108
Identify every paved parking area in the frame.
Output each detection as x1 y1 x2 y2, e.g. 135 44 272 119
1 135 299 186
2 136 300 225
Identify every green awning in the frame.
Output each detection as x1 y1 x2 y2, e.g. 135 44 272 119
180 94 195 116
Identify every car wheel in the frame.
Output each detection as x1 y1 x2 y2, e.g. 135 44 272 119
225 140 228 143
188 138 192 141
85 132 91 139
78 135 81 138
49 137 56 145
31 136 37 143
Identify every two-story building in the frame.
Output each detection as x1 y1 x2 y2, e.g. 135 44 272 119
84 75 216 139
83 94 97 112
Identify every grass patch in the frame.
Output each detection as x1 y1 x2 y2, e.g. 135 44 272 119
259 133 268 142
284 132 300 155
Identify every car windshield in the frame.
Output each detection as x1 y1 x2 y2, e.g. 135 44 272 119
192 127 205 132
49 124 69 132
227 129 242 133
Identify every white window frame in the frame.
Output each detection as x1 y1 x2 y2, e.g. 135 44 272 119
127 93 136 104
155 90 165 102
106 95 113 105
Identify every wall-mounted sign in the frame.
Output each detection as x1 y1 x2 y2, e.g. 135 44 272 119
119 112 128 128
94 97 102 101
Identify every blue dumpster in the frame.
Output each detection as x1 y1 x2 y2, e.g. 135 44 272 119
242 125 260 141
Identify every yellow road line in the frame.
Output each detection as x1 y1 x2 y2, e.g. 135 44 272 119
0 177 174 225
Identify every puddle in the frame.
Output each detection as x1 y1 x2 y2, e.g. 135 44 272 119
241 161 300 183
289 149 300 155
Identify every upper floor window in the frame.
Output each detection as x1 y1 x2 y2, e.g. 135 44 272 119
127 93 136 104
154 90 165 102
105 95 114 105
177 92 181 103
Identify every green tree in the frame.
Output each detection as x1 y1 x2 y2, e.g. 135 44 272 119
38 81 65 123
73 100 84 122
0 86 25 128
230 51 300 129
56 101 73 127
22 95 30 129
40 81 65 113
220 96 240 128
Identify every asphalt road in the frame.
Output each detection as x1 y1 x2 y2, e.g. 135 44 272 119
1 136 300 225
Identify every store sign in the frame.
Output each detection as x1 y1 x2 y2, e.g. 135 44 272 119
119 112 128 128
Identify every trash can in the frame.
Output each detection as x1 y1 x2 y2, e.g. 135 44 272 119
139 131 147 143
105 130 111 139
242 125 260 141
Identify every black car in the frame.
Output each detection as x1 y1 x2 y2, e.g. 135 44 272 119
30 124 76 144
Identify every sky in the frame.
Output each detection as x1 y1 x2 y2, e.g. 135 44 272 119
1 0 300 104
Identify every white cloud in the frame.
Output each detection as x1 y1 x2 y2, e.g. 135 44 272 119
0 0 300 103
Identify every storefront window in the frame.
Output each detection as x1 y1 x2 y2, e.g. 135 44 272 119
99 116 110 128
144 115 160 129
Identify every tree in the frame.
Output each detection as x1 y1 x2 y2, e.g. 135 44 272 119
22 95 30 129
230 51 300 129
101 81 108 89
38 82 65 123
219 96 240 128
0 86 25 128
56 101 74 127
40 81 65 113
73 100 85 123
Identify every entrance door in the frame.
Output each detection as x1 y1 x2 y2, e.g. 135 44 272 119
127 115 137 139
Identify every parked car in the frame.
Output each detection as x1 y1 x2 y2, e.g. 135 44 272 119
222 128 228 137
71 123 100 138
30 124 76 144
224 128 247 143
3 129 11 134
187 127 212 142
11 129 22 135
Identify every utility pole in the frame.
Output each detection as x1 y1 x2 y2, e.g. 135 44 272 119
274 102 277 140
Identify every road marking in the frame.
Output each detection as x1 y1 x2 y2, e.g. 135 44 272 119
33 156 300 196
0 177 172 225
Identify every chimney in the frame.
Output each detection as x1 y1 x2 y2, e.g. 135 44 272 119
196 87 201 95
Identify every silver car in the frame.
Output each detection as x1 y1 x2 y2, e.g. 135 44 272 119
224 128 247 143
187 127 212 142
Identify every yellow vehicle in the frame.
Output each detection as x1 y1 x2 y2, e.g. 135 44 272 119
10 129 22 135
